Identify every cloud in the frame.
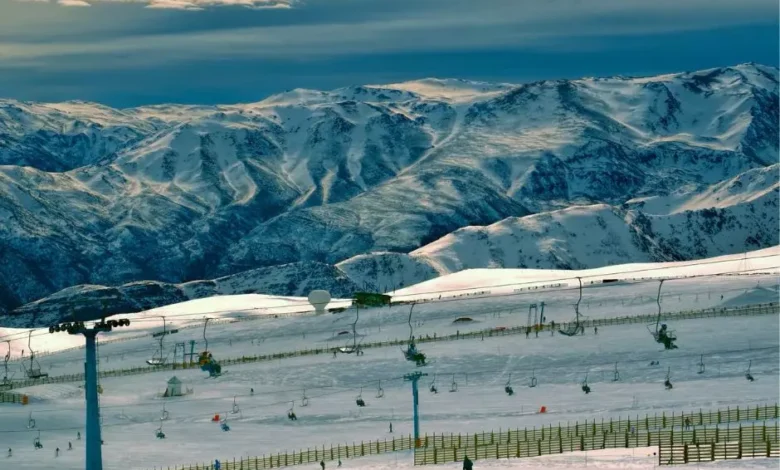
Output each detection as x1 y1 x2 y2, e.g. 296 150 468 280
17 0 294 8
1 0 776 70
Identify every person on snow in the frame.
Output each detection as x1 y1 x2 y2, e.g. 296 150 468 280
55 447 60 457
77 432 81 440
7 448 11 458
594 326 598 335
462 455 473 470
338 459 342 467
320 459 325 470
214 459 221 470
68 442 72 451
389 422 393 433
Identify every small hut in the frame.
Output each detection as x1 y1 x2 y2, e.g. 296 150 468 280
164 376 183 397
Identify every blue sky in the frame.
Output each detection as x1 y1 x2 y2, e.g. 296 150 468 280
0 0 777 107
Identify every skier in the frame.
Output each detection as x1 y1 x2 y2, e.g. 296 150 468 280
77 431 81 440
68 442 72 451
550 321 555 335
320 459 325 470
389 422 393 433
684 417 691 430
338 458 342 467
463 455 474 470
55 447 60 457
7 448 11 458
594 326 598 335
250 388 254 396
214 459 221 470
525 327 530 339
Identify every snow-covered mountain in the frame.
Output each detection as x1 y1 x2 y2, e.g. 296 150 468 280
0 63 777 318
337 165 779 290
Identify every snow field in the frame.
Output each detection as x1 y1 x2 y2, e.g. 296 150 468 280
1 297 778 469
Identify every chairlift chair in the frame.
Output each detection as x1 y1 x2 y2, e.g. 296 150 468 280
612 362 620 382
160 404 169 421
402 303 427 366
287 401 298 421
146 316 168 366
504 374 514 396
449 374 458 393
356 387 367 407
220 415 230 432
529 369 537 388
231 396 240 414
429 375 438 394
648 280 679 349
1 340 11 389
664 367 673 390
745 360 755 382
559 277 584 336
376 381 384 399
24 331 48 380
697 355 705 375
33 431 43 449
300 389 309 407
155 423 166 439
27 412 36 429
581 373 591 394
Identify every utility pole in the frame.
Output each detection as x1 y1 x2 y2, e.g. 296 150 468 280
49 318 131 470
404 371 427 448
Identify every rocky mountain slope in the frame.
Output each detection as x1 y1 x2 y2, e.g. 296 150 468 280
338 164 779 291
0 64 777 319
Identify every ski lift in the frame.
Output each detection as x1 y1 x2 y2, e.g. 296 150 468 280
529 369 538 388
155 423 166 439
559 277 584 336
581 373 591 394
287 401 298 421
160 404 169 421
356 387 366 407
220 415 230 432
429 374 438 394
648 280 678 349
697 355 705 375
300 389 309 407
146 316 168 366
449 374 458 393
504 374 514 396
664 367 673 390
33 430 42 449
745 360 755 382
375 381 384 399
27 412 36 429
23 331 48 379
612 362 620 382
231 396 240 414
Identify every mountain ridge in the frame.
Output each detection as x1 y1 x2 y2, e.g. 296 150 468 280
0 63 777 319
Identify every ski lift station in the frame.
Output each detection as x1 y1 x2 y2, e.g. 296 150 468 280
307 290 331 315
163 376 183 398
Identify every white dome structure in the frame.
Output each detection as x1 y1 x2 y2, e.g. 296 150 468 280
308 290 331 315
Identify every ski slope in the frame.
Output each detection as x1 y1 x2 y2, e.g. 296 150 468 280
0 255 778 469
